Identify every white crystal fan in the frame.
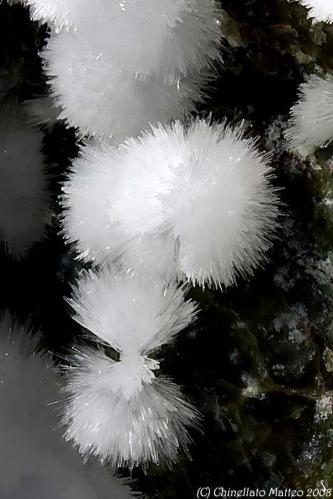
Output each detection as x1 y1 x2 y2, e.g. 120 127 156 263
28 0 221 80
303 0 333 22
24 0 79 29
285 74 333 155
43 29 206 142
63 270 199 467
62 120 279 287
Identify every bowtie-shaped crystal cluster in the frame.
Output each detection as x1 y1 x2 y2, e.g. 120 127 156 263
22 0 280 467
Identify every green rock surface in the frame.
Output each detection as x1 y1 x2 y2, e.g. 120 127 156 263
1 0 333 496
